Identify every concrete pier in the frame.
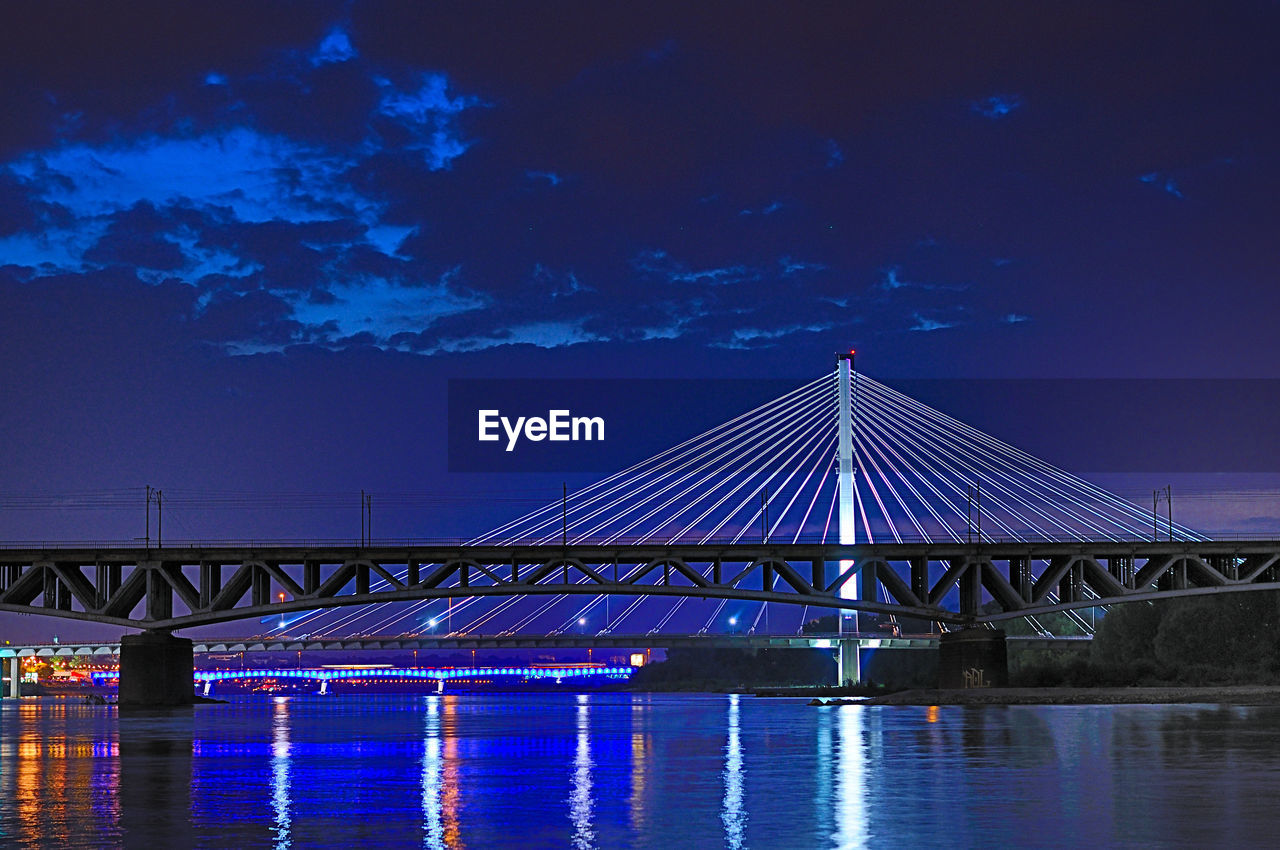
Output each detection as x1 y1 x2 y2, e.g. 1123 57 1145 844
3 656 18 698
837 639 860 686
118 631 194 707
938 628 1007 689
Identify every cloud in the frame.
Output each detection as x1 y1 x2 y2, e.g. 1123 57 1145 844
1001 313 1030 324
825 139 844 168
780 257 826 275
442 320 602 352
394 317 604 355
287 269 487 341
377 73 482 170
1139 172 1184 199
971 94 1023 119
365 224 416 257
532 264 590 299
312 26 357 66
909 313 955 332
633 249 759 286
878 265 968 293
739 200 783 216
710 323 833 350
7 128 372 226
204 72 229 87
526 170 562 187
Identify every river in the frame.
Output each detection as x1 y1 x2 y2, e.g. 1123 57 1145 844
1 693 1276 848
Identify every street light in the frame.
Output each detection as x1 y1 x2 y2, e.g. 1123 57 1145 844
728 616 737 634
578 617 587 634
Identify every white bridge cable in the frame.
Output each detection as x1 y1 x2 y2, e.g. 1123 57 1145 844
288 378 827 636
855 374 1079 540
858 376 1124 538
299 376 834 637
273 370 1195 640
580 382 833 544
554 387 838 634
500 375 841 635
698 448 838 634
862 376 1205 540
489 377 831 545
488 381 835 635
479 377 830 543
854 382 1075 541
855 376 1166 633
434 388 834 636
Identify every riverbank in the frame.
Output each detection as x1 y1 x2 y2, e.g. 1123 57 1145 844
843 685 1280 706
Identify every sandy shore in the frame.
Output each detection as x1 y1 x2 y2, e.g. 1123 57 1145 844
843 685 1280 706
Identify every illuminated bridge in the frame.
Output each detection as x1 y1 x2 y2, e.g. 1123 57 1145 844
1 359 1271 701
89 664 635 696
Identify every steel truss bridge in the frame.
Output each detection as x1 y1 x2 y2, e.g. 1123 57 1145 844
2 540 1279 632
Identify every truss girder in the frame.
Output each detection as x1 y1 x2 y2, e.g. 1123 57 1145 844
1 542 1278 630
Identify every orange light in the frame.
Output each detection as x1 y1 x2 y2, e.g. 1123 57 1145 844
278 592 285 603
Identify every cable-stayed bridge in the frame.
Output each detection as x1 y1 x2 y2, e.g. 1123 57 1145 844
2 359 1276 698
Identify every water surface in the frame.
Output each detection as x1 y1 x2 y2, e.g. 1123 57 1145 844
2 694 1278 848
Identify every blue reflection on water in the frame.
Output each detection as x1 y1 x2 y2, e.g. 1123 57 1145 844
271 697 292 849
569 695 594 849
5 695 1280 848
421 696 443 849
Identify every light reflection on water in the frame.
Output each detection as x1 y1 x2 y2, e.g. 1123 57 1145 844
720 694 745 849
271 697 291 850
421 695 443 849
833 703 866 850
569 694 594 849
4 696 1280 847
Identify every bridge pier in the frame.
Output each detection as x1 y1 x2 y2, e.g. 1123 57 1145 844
119 631 194 707
836 639 861 686
938 629 1007 689
3 656 18 698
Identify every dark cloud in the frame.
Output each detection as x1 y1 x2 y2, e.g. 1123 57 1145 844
82 202 187 271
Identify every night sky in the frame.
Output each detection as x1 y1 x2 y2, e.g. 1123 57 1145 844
2 3 1280 638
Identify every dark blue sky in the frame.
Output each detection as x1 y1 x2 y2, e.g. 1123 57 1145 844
2 1 1279 556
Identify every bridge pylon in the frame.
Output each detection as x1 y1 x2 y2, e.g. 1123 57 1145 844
836 351 861 685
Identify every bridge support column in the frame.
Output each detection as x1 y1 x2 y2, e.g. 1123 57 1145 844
4 656 19 698
938 629 1007 689
836 639 860 687
119 631 194 707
